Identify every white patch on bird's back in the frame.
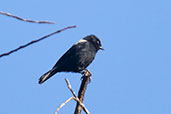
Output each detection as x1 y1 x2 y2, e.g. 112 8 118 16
74 39 87 45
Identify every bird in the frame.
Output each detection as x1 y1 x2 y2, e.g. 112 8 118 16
38 34 104 84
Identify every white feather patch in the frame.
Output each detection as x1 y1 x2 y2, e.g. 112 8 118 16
74 39 87 45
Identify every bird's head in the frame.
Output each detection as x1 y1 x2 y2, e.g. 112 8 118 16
84 35 104 51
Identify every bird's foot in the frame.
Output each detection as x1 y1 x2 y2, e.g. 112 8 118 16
81 69 92 83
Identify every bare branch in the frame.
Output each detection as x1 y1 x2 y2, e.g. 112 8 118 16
74 70 91 114
55 97 90 114
55 97 74 114
65 79 77 97
73 97 90 114
65 78 90 114
55 78 90 114
0 11 55 24
0 25 77 58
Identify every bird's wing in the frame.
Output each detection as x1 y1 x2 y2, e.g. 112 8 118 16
52 41 89 71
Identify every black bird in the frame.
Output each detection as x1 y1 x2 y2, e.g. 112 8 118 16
38 35 104 84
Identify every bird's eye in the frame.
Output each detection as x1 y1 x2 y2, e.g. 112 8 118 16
97 40 100 45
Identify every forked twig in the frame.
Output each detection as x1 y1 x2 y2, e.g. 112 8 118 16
55 79 90 114
55 97 74 114
72 97 90 114
65 79 90 114
0 25 77 58
0 11 55 24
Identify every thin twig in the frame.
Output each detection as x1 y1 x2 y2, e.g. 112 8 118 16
73 97 90 114
65 79 77 97
55 79 90 114
0 25 77 58
55 97 74 114
55 97 90 114
0 11 55 24
65 78 90 114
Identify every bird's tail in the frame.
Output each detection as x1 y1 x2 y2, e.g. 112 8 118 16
38 68 57 84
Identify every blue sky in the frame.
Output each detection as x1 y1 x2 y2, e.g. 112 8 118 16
0 0 171 114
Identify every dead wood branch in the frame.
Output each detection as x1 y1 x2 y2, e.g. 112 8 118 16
65 79 77 97
55 78 90 114
74 70 91 114
0 11 55 24
55 97 89 114
0 25 76 58
55 97 74 114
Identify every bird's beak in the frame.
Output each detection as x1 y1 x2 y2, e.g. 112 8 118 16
99 46 104 50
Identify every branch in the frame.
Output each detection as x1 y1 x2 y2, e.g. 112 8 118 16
65 79 77 97
55 97 90 114
65 79 90 114
55 78 90 114
74 70 91 114
0 11 55 24
55 97 74 114
0 25 77 58
73 97 90 114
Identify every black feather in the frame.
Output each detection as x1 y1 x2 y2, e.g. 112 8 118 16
38 34 103 84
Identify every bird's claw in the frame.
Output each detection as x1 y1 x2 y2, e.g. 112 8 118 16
80 69 92 83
